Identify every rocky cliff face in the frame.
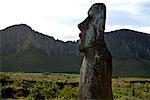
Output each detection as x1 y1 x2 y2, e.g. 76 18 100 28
1 24 33 54
1 24 150 60
1 24 150 76
105 29 150 60
0 24 80 56
32 32 80 56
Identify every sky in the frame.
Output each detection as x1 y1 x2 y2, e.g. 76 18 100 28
0 0 150 41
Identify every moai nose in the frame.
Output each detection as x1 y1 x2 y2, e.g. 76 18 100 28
78 22 83 31
78 16 91 32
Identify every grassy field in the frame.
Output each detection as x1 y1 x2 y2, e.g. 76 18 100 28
0 72 150 100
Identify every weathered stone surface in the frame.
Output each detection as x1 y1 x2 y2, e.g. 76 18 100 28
105 29 150 60
1 24 33 54
78 3 113 99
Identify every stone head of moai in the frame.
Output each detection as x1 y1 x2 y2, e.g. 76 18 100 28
78 3 106 53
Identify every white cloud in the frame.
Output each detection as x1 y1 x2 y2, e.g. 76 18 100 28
0 0 149 41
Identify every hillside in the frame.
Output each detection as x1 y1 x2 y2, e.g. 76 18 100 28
0 24 150 77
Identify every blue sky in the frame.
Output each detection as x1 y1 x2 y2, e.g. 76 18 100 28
0 0 149 41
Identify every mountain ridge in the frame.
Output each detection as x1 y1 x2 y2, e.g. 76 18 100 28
1 24 150 77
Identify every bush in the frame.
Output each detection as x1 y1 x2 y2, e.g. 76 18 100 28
56 86 78 100
28 82 59 99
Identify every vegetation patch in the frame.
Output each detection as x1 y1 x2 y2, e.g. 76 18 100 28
0 72 150 99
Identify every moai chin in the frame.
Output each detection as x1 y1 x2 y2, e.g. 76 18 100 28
78 3 113 100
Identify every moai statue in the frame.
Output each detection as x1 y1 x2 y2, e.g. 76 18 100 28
78 3 113 100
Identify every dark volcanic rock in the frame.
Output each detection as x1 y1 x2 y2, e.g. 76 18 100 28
1 24 33 54
0 24 80 56
105 29 150 60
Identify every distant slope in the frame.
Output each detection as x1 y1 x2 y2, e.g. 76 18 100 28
0 24 80 56
105 29 150 60
105 29 150 77
0 24 150 77
1 45 81 72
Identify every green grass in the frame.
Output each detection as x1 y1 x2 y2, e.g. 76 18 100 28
0 72 150 100
0 72 79 83
112 77 150 99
